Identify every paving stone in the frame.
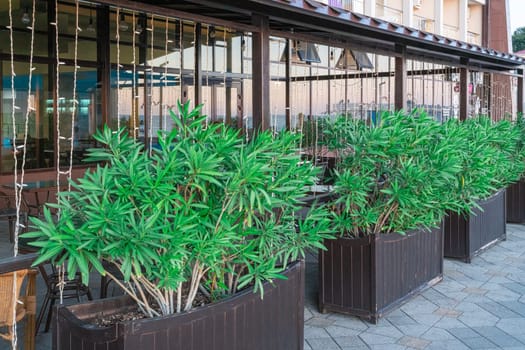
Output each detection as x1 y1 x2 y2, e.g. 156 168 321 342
433 307 462 317
502 283 525 295
359 332 398 345
396 335 431 349
304 340 313 350
458 311 500 327
408 313 443 326
369 344 408 350
476 300 522 318
325 325 361 338
462 287 488 295
332 335 367 348
498 300 525 317
304 307 314 321
459 336 498 349
424 339 471 349
432 317 469 329
420 327 456 341
447 327 480 339
395 324 432 337
304 325 331 339
327 314 370 331
386 314 418 326
370 344 411 350
306 337 342 349
400 298 439 315
472 326 525 347
496 318 525 337
364 325 404 339
306 317 336 328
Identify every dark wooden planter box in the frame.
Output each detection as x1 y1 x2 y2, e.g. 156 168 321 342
444 189 506 263
318 226 443 323
53 261 305 350
506 179 525 223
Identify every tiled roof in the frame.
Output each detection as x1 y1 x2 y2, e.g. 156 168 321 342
266 0 524 67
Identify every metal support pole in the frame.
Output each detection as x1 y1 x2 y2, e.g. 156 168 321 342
459 58 469 121
251 14 270 132
394 44 407 111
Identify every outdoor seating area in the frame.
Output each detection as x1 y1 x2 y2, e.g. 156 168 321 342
1 221 525 349
1 0 525 349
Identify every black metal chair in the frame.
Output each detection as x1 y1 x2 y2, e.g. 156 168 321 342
0 190 27 242
35 263 93 333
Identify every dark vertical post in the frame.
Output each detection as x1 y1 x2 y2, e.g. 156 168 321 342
194 23 202 106
251 14 270 131
518 69 524 115
285 39 292 130
97 6 110 126
459 58 469 121
394 44 407 111
225 35 233 125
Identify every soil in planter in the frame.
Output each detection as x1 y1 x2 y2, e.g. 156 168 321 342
93 290 210 327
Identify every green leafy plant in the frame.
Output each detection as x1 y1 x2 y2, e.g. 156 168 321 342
23 101 333 317
324 111 525 238
443 116 525 213
326 111 464 237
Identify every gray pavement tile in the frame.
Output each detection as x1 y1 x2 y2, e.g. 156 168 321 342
304 340 313 350
472 326 525 348
395 324 432 337
485 287 522 302
496 318 525 337
359 332 399 345
400 297 439 315
363 325 404 339
447 327 481 339
476 300 522 318
332 336 367 348
420 327 456 341
326 314 370 331
457 311 500 327
425 339 471 350
306 337 342 349
459 336 498 349
432 317 469 329
306 317 337 327
386 314 418 326
433 307 462 317
498 300 525 317
369 345 408 350
304 326 331 339
502 282 525 295
407 313 443 327
325 325 362 338
397 335 431 349
462 287 489 295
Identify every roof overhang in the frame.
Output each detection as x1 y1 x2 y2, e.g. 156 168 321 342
109 0 523 71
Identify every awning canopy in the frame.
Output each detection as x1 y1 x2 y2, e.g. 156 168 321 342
114 0 524 71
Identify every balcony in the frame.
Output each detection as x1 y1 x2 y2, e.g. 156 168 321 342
414 15 435 33
376 4 403 24
467 31 482 45
318 0 364 13
443 23 460 40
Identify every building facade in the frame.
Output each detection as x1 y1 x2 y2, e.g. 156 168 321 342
0 0 522 183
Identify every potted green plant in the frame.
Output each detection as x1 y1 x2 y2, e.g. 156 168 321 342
444 117 525 262
23 102 333 350
319 111 464 323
